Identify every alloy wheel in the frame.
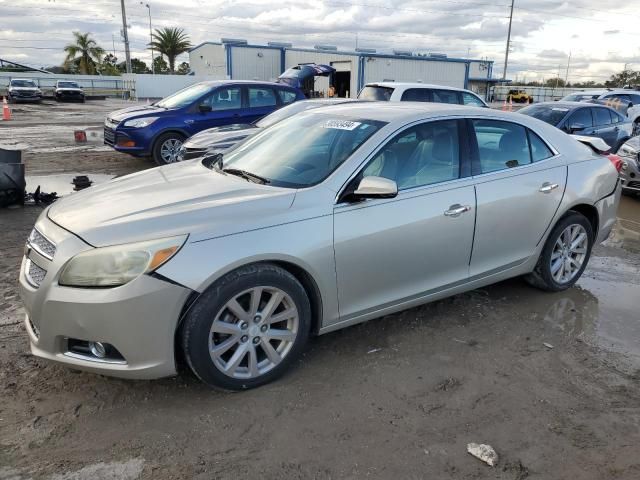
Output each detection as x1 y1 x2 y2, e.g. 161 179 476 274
208 287 299 380
550 224 588 284
160 138 184 163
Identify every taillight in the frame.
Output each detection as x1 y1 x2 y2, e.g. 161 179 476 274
606 153 623 173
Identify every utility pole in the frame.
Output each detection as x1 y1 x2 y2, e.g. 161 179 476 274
502 0 515 80
111 34 116 57
120 0 132 73
141 2 154 74
564 51 571 85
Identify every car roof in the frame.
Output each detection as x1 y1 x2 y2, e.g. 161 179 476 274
195 80 293 88
308 101 510 123
529 101 610 109
565 90 605 95
363 82 475 93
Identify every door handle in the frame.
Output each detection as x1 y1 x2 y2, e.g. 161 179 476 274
539 182 559 193
444 204 471 217
184 119 194 125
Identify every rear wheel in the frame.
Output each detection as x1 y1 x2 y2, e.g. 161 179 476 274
181 264 311 390
152 132 185 166
525 212 594 292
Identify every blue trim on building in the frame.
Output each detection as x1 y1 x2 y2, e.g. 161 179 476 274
225 44 232 78
464 63 470 89
280 48 286 74
357 55 365 93
188 41 222 53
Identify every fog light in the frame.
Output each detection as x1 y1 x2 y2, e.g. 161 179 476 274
117 139 136 148
89 341 107 358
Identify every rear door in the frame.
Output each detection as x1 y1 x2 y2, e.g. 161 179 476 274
469 119 566 277
244 86 280 124
591 107 618 147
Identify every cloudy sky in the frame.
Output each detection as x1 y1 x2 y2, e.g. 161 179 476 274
2 0 639 82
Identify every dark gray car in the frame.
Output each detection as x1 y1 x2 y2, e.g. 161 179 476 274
519 101 633 152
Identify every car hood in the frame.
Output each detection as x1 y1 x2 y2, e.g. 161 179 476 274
10 86 38 91
184 124 259 148
56 87 83 92
47 160 296 247
107 104 171 123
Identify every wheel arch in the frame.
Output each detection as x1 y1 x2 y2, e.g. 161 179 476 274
152 129 189 151
565 203 599 237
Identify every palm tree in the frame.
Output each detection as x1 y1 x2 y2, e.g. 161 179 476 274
63 32 105 75
149 27 191 73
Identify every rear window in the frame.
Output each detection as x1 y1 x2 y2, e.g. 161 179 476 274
358 86 394 101
519 105 568 126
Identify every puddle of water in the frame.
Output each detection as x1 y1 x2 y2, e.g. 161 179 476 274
26 172 115 196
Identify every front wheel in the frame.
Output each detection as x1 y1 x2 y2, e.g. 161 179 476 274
152 132 185 166
525 212 594 292
181 264 311 390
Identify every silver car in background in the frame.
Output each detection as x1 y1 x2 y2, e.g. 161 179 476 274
178 98 358 160
618 136 640 194
19 103 621 390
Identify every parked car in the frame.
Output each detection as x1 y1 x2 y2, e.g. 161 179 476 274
104 81 305 165
596 89 640 136
53 80 85 102
507 89 534 103
617 136 640 195
178 98 359 161
7 78 42 103
357 82 488 107
20 103 621 390
560 91 605 102
519 101 632 152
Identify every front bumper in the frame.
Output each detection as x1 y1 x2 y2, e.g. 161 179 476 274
9 92 41 102
18 215 192 379
55 91 84 101
103 127 151 156
620 156 640 192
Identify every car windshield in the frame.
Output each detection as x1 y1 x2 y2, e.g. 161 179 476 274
11 80 36 88
256 102 326 128
519 105 568 126
58 81 80 88
358 86 394 101
220 112 385 188
155 83 212 109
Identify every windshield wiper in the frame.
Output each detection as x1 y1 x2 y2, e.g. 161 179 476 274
222 168 270 184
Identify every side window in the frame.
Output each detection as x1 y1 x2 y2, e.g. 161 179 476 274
527 130 554 162
208 87 241 111
400 88 430 102
568 108 593 128
609 110 622 124
629 94 640 105
593 107 611 126
432 89 461 104
278 89 297 105
248 87 277 108
472 120 531 173
462 92 485 107
362 120 460 189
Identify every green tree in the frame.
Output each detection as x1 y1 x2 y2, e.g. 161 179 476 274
148 27 191 73
605 69 640 88
118 58 150 74
152 56 170 74
63 32 105 74
544 77 566 88
100 53 121 76
176 61 190 75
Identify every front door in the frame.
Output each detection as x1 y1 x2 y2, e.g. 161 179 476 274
333 119 476 320
186 86 244 134
469 119 566 276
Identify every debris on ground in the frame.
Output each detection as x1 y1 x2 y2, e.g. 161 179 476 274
543 342 554 349
467 443 499 466
71 175 92 191
367 348 382 354
435 377 461 392
25 185 58 205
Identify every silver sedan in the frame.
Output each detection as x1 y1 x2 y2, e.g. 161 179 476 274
19 103 621 390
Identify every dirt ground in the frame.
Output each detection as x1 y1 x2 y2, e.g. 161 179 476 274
1 101 640 480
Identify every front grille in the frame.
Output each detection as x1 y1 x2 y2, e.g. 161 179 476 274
28 315 40 338
28 228 56 259
627 181 640 189
104 127 115 145
13 90 37 97
26 259 47 288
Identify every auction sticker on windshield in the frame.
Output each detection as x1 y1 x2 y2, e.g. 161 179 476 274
323 120 362 130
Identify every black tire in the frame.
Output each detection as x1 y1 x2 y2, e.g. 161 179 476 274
152 131 185 166
181 263 311 390
525 212 594 292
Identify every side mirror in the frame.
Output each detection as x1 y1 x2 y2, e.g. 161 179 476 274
567 122 585 134
198 103 212 113
353 176 398 199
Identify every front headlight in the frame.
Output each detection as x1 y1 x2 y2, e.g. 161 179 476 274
59 235 187 288
36 89 42 94
123 117 159 128
618 143 638 159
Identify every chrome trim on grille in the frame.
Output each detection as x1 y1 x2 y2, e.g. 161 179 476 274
25 258 47 288
27 228 56 260
26 315 40 338
63 351 127 365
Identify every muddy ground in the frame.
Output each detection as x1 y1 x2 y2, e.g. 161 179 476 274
1 101 640 479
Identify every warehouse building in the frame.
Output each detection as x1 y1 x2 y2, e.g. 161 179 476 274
189 40 498 100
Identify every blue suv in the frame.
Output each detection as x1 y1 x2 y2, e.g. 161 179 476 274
104 81 305 165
